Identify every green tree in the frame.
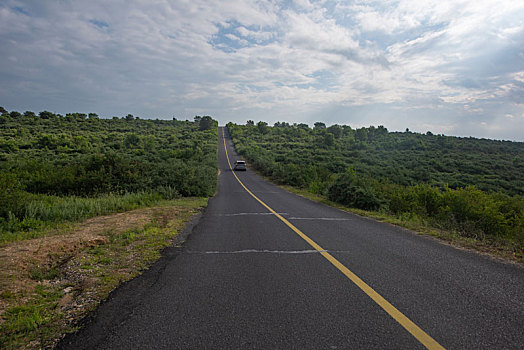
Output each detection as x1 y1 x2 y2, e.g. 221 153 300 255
124 133 140 148
324 133 335 147
314 122 326 130
327 124 342 138
39 110 56 119
257 121 269 134
199 116 215 131
9 111 21 118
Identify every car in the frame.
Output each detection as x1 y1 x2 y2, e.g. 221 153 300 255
234 160 247 171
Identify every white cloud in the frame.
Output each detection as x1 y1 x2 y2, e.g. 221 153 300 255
236 26 274 42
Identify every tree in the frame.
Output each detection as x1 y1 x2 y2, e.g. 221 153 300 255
124 133 140 148
257 121 268 134
246 120 254 126
39 110 56 119
199 116 215 131
0 106 7 115
274 121 290 128
88 113 99 119
324 133 335 147
125 114 135 121
376 125 388 136
327 124 342 138
314 122 326 130
355 128 368 141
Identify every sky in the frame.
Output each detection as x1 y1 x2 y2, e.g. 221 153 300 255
1 0 523 141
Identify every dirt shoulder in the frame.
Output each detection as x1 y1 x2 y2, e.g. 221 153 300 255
0 197 207 350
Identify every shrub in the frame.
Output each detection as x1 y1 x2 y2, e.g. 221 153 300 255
327 170 385 211
0 172 31 218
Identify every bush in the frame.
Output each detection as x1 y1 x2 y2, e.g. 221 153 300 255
384 184 523 239
0 172 31 218
386 184 442 217
328 170 385 211
437 187 522 238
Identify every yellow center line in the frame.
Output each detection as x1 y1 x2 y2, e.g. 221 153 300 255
221 128 445 350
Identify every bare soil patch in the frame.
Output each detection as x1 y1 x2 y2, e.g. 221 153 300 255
0 209 152 310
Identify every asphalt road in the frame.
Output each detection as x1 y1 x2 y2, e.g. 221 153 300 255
58 127 523 349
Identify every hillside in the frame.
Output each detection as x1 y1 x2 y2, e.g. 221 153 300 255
0 109 218 239
228 122 523 196
227 121 523 253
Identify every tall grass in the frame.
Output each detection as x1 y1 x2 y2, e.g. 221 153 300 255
0 191 166 244
24 192 162 222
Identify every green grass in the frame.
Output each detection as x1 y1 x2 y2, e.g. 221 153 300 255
0 285 63 350
24 192 163 221
28 265 60 282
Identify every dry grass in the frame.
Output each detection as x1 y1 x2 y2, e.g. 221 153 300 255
0 209 153 310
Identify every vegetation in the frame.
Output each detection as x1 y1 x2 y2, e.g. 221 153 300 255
0 107 216 348
227 122 523 256
0 108 218 240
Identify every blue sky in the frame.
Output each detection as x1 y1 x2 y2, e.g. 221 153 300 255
1 0 523 140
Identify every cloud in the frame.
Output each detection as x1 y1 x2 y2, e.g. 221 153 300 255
0 0 523 140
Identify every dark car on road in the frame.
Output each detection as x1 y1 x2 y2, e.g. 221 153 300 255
234 160 246 171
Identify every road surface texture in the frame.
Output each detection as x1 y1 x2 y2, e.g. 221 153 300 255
58 127 523 349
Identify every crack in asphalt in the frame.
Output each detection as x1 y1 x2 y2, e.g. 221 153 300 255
216 213 350 221
216 212 288 216
185 249 328 254
287 217 351 221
